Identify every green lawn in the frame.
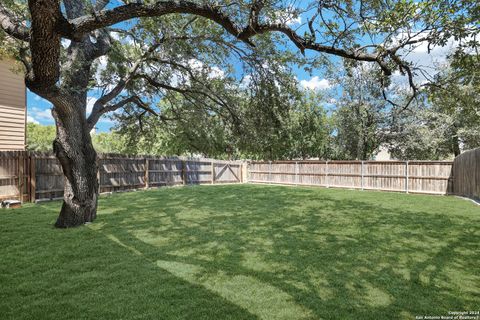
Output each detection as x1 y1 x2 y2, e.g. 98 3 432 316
0 184 479 320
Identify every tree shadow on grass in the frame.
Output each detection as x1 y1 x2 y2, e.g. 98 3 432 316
90 184 480 320
0 201 259 320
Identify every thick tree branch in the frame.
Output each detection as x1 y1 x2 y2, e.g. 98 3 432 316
87 41 166 128
64 1 419 77
238 22 393 75
88 95 176 130
26 0 73 96
137 74 190 94
88 96 138 129
90 33 207 121
66 1 253 44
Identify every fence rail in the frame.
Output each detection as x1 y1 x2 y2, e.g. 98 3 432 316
248 160 454 195
0 151 244 202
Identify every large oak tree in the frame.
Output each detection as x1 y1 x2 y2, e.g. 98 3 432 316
0 0 475 227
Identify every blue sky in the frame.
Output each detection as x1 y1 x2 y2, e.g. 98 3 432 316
27 90 115 132
26 3 456 132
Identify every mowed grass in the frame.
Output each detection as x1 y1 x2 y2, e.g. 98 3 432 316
0 184 479 320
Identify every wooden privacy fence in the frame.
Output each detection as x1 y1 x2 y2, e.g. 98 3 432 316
0 151 244 202
2 150 479 201
452 148 480 200
248 160 454 195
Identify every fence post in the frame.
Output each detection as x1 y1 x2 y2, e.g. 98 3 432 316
211 161 215 184
326 160 329 188
405 161 409 193
30 155 36 203
361 161 364 190
239 162 243 183
244 161 249 183
269 161 272 184
295 161 299 186
145 158 149 189
182 160 187 185
18 154 24 203
97 156 101 193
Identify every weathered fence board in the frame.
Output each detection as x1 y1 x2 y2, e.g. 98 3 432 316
148 157 184 186
248 160 454 195
0 152 244 202
35 155 63 200
0 151 29 202
453 148 480 200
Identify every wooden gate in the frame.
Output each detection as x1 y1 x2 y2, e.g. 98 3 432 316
212 161 242 184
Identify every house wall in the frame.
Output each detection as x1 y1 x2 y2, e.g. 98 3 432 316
0 59 26 150
373 145 393 161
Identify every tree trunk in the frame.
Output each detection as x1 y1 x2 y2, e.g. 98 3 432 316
52 99 99 228
23 0 109 228
452 134 461 157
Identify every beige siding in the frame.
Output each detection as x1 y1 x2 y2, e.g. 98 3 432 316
0 59 26 150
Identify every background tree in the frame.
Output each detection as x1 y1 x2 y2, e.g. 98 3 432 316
331 63 388 160
388 101 456 160
281 91 332 160
116 99 236 158
26 123 56 152
116 83 332 160
27 123 131 153
389 52 480 159
91 132 132 154
427 52 480 155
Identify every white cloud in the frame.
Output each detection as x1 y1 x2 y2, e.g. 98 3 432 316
404 39 455 70
209 66 225 79
110 31 121 41
300 76 331 90
30 107 53 121
286 16 302 26
271 7 302 26
389 32 461 86
187 59 225 79
168 59 226 87
110 31 134 45
98 117 115 125
27 115 39 124
61 39 71 48
86 97 98 114
95 56 109 83
240 74 252 88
